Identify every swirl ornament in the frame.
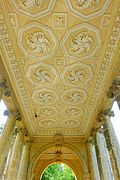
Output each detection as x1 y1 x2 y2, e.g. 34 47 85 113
27 32 50 53
76 0 99 9
71 31 93 55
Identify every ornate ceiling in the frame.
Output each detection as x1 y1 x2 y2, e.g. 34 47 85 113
0 0 120 137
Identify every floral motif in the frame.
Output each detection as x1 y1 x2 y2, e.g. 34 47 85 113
76 0 99 9
71 31 93 54
65 92 82 104
61 119 79 128
27 32 50 53
33 68 51 83
67 68 84 83
21 0 42 8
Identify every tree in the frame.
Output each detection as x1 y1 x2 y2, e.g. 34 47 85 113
41 163 76 180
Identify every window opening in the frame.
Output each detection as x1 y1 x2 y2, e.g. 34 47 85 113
41 163 76 180
0 100 7 134
111 101 120 145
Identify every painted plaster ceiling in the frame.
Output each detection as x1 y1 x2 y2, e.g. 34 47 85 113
0 0 120 137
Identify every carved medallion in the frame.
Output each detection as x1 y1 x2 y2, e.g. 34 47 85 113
32 89 57 105
63 89 87 104
27 32 50 53
26 63 57 85
63 107 83 117
62 63 93 86
71 31 93 55
21 0 42 8
76 0 99 9
18 22 58 60
61 23 102 60
39 119 57 128
36 107 58 118
61 119 80 128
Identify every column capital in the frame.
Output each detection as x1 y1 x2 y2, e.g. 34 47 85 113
87 136 95 145
3 109 22 121
98 109 114 122
0 79 11 97
107 77 120 98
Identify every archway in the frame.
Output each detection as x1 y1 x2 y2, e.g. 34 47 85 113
29 145 86 180
40 162 77 180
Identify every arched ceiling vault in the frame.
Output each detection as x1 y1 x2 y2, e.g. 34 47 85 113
0 0 120 139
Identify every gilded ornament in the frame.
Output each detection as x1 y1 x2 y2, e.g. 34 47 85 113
27 32 50 53
71 31 93 54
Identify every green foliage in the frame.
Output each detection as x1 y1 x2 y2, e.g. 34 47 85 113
41 163 76 180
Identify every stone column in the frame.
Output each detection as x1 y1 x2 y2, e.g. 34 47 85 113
96 128 114 180
107 78 120 109
0 79 11 101
7 128 24 180
87 138 100 180
17 140 31 180
0 109 21 178
99 110 120 178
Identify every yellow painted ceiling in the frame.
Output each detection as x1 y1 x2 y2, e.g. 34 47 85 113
0 0 120 137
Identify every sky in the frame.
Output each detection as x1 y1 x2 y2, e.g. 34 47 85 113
0 100 120 144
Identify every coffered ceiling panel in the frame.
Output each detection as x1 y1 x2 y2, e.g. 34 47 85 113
0 0 120 137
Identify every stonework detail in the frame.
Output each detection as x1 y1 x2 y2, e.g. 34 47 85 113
61 119 80 128
21 0 42 8
27 32 50 53
76 0 99 9
71 31 93 55
67 68 84 83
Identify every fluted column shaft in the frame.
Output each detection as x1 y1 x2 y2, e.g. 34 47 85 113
0 114 16 178
87 140 100 180
105 116 120 177
7 129 23 180
17 141 31 180
96 130 114 180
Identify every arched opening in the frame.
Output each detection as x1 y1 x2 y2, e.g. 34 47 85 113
40 162 77 180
